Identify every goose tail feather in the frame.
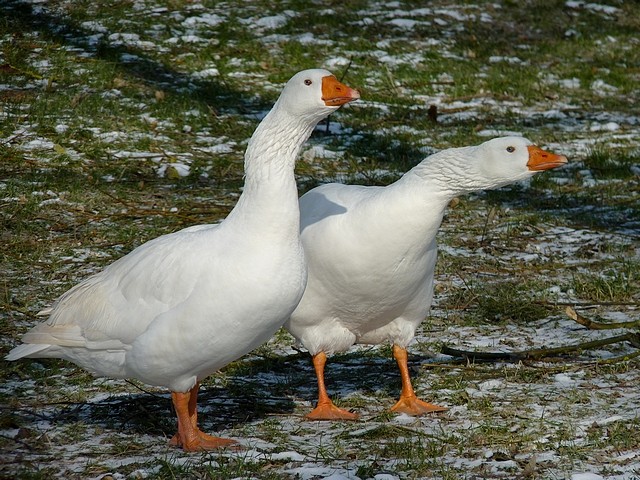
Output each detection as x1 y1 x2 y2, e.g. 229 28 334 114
5 343 51 361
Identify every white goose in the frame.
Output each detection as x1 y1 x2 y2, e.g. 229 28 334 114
286 136 568 420
6 69 360 449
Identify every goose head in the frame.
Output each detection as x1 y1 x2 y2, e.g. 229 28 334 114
473 136 568 189
275 69 360 122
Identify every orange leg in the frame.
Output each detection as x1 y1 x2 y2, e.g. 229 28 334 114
306 352 358 421
390 345 447 415
170 382 237 451
169 381 199 446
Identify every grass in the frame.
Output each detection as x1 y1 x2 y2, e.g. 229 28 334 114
583 147 639 180
474 281 551 323
571 260 639 303
1 0 640 479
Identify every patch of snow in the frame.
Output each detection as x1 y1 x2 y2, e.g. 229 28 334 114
303 145 340 161
111 150 162 160
255 14 290 29
479 379 503 390
589 121 620 132
20 138 55 151
590 79 619 94
79 21 108 33
182 13 224 27
436 8 473 21
571 474 605 480
489 56 524 64
297 32 333 46
554 373 580 386
166 35 209 44
269 451 306 461
565 1 620 16
392 413 417 424
325 57 352 68
107 33 157 51
594 415 625 426
192 67 220 79
388 18 420 29
562 77 581 88
477 129 523 137
195 142 235 154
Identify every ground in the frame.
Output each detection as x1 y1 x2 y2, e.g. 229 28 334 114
1 0 639 479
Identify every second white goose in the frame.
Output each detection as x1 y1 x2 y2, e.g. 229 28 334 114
286 136 567 420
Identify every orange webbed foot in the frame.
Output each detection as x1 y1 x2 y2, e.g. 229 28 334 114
170 384 238 451
390 394 447 416
306 401 359 421
170 428 238 451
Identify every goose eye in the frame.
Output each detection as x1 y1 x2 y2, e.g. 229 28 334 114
506 146 515 153
304 79 313 86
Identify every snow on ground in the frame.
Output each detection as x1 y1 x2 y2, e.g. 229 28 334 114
1 0 639 479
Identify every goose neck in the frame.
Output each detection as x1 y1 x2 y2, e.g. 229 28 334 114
226 105 318 227
243 106 317 182
409 145 486 197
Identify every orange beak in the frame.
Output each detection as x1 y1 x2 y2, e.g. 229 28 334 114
527 145 568 171
321 75 360 107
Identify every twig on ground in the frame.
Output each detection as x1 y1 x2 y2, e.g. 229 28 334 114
565 306 640 330
595 349 640 364
441 332 639 362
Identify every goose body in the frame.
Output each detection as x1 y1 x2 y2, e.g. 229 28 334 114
286 136 567 420
6 69 360 449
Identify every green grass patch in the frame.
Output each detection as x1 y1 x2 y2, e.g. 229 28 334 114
571 260 638 303
583 147 639 179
